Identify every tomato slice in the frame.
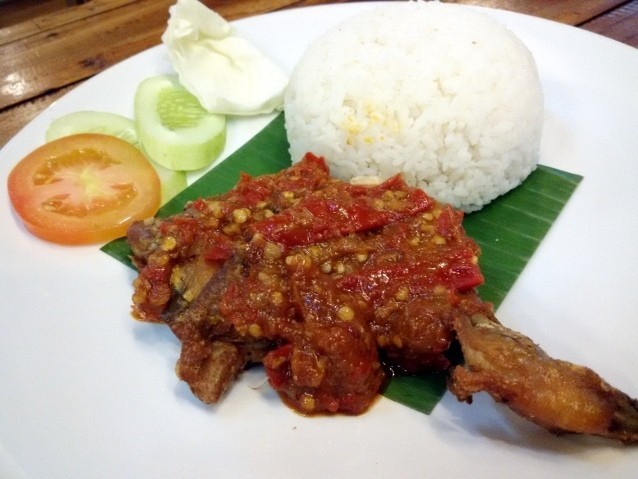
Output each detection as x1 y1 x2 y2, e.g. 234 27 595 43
7 133 161 245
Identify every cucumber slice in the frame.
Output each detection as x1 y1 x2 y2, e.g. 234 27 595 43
150 162 188 204
45 110 187 203
46 111 141 147
134 75 226 171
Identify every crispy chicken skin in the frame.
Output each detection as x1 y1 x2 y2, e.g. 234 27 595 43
449 309 638 442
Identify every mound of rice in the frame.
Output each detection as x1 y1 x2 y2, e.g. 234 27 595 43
284 1 543 212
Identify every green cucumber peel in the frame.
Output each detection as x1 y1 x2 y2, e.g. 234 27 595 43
134 75 226 171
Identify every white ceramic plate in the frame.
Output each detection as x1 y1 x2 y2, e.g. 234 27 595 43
1 3 638 478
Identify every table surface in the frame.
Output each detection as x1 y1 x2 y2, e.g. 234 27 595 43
1 0 636 150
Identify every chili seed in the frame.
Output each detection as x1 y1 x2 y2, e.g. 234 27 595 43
434 285 447 295
320 262 332 274
155 253 170 267
432 235 446 245
248 323 263 338
285 254 312 268
271 291 284 306
263 241 283 260
232 208 250 224
161 236 177 251
223 223 240 235
300 394 316 412
337 305 355 321
209 201 224 219
372 199 385 211
394 286 409 301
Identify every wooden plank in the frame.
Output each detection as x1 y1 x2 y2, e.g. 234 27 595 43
580 0 638 48
0 87 71 150
0 0 138 46
0 0 634 151
0 0 352 147
0 0 174 110
0 0 69 29
0 0 349 110
0 21 39 47
446 0 629 25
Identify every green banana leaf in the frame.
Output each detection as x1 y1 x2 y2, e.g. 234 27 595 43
102 112 582 415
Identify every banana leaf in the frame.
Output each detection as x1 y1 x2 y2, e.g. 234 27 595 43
102 112 582 414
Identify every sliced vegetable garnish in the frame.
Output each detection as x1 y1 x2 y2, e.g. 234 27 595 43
46 110 140 146
135 75 226 171
162 0 288 115
9 133 161 245
152 161 188 204
102 112 583 414
45 110 187 204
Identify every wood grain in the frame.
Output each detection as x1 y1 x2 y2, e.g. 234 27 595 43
580 0 638 47
446 0 629 25
0 0 138 46
0 0 351 110
0 86 72 149
0 0 352 148
0 0 635 150
0 0 72 29
1 0 174 110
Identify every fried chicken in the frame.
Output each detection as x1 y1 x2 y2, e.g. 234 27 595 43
127 153 638 442
449 309 638 443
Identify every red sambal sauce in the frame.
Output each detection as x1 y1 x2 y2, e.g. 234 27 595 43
216 153 484 415
129 153 484 414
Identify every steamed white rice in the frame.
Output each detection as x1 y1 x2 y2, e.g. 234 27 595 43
284 1 543 212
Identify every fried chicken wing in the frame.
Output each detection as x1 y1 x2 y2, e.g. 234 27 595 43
449 310 638 442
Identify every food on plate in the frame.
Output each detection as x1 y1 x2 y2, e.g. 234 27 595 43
8 133 161 245
135 75 226 171
46 110 140 146
450 313 638 442
46 110 187 203
126 154 638 442
127 154 465 412
162 0 288 115
284 2 543 212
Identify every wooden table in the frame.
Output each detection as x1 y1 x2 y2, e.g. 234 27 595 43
1 0 636 150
